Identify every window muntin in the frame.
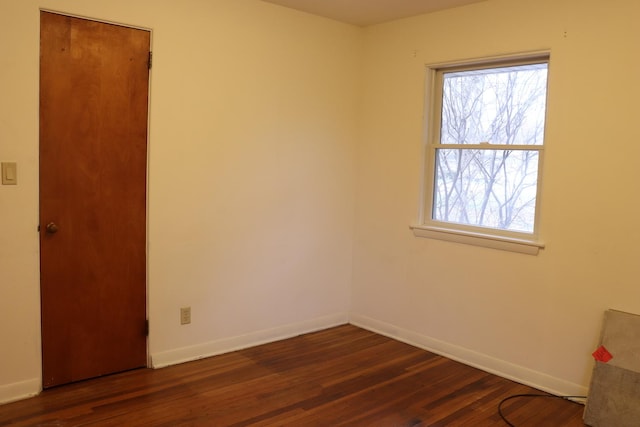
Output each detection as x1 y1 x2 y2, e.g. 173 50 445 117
425 57 549 238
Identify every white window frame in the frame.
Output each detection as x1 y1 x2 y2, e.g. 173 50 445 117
411 52 550 255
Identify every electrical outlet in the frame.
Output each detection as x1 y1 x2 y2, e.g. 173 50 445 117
180 307 191 325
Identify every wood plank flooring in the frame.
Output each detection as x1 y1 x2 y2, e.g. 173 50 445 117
0 325 586 426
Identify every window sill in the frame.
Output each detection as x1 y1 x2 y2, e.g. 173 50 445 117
410 224 544 255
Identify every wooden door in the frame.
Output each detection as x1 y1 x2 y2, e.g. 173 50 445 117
39 11 150 388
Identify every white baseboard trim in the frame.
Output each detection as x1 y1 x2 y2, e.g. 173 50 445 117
0 378 40 405
151 312 349 369
2 313 585 405
349 313 588 399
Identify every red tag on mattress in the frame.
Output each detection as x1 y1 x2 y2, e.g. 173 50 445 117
592 345 613 363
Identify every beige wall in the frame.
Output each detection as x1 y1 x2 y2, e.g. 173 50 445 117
0 0 360 402
352 0 640 395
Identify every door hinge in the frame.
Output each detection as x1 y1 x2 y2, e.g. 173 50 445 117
148 51 153 70
145 319 149 336
37 224 41 232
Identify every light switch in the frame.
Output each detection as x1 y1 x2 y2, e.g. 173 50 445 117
2 162 17 185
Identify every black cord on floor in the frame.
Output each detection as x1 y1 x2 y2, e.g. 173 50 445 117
498 393 587 426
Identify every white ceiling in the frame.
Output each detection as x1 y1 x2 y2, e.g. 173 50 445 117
260 0 488 27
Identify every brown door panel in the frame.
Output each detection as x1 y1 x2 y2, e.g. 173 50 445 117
39 11 149 388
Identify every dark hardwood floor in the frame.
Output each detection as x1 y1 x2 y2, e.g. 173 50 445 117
0 325 585 426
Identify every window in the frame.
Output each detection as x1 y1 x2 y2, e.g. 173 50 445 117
414 54 549 254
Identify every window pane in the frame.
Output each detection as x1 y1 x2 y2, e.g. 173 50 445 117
440 63 548 146
433 149 539 233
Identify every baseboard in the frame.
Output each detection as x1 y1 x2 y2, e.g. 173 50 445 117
2 312 585 404
349 313 588 398
151 312 349 369
0 378 40 405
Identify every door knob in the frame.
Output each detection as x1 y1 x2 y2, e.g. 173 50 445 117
46 222 59 234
